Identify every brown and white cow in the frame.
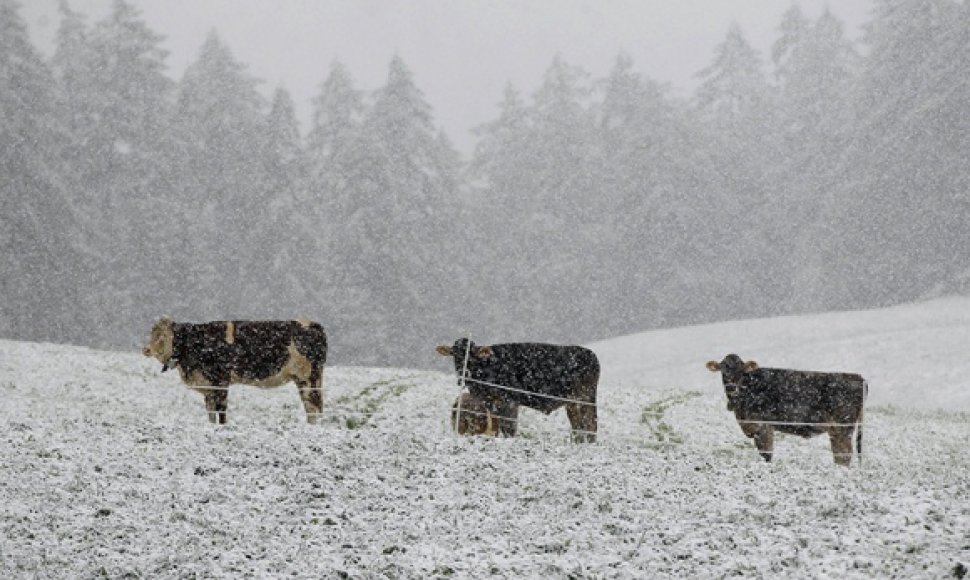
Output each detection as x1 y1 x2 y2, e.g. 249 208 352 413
706 354 867 466
451 393 498 436
143 316 327 424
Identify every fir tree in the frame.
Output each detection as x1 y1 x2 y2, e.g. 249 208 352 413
525 55 597 221
772 10 860 311
0 0 76 341
256 86 316 314
598 53 722 331
331 55 461 366
306 60 364 218
694 23 786 317
825 0 969 307
469 83 529 213
771 5 811 82
172 31 270 317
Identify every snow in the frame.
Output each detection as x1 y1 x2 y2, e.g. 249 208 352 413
1 297 969 577
593 294 970 413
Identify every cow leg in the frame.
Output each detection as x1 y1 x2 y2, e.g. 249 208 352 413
203 389 228 425
829 427 854 466
578 404 598 444
566 403 597 443
753 427 774 462
296 370 324 425
494 401 519 437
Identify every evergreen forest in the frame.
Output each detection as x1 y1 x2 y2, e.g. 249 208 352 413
2 0 968 367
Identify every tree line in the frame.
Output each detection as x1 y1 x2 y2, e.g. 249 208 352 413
2 0 968 367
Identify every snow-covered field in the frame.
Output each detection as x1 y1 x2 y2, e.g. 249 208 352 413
1 298 969 577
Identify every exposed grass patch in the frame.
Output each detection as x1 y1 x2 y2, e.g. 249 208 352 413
331 375 417 429
640 390 704 447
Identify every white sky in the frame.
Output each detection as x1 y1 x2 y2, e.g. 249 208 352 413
22 0 873 154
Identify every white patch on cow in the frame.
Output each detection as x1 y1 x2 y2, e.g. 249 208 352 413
144 320 174 363
230 342 312 388
225 321 235 344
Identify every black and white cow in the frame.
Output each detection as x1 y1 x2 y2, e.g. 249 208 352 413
143 316 327 424
706 354 867 465
437 339 600 442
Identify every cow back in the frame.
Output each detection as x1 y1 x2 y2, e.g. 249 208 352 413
467 343 599 413
738 368 866 433
172 321 327 383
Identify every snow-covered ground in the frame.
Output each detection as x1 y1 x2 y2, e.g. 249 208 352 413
1 298 968 577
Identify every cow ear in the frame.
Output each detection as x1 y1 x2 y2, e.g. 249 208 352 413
744 361 759 372
435 345 452 356
705 360 721 372
476 346 494 358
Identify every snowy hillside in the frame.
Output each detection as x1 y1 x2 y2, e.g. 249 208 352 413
1 298 969 577
592 295 970 413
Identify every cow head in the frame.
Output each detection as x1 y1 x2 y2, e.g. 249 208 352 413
451 393 497 436
143 315 176 371
706 354 758 411
435 338 493 378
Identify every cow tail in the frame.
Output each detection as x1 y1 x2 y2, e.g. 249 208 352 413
856 413 863 462
856 380 868 464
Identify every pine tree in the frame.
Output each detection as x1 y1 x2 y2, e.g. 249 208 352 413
525 55 597 221
172 31 270 317
693 23 786 317
773 9 858 150
0 0 77 342
89 0 171 152
771 5 811 83
495 56 602 339
52 1 97 151
469 83 529 215
696 24 771 126
600 52 677 216
307 62 363 192
465 83 537 337
825 0 969 307
598 53 723 331
265 87 307 202
771 10 861 311
49 0 177 346
302 62 369 355
255 87 316 314
50 1 111 262
331 55 460 366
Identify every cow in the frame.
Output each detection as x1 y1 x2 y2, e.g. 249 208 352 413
706 354 867 466
143 316 327 424
436 338 600 443
451 393 498 436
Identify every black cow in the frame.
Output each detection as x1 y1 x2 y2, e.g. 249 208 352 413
436 339 600 442
143 316 327 424
706 354 867 466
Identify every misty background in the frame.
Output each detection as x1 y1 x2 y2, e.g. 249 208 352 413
2 0 968 368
